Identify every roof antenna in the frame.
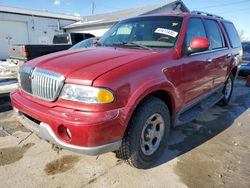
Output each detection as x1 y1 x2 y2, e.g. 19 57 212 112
91 1 96 15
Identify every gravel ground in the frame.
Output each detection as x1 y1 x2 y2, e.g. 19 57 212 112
0 79 249 188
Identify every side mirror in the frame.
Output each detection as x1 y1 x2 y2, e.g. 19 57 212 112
187 37 210 54
92 37 99 44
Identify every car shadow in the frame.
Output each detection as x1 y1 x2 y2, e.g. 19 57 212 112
0 93 13 113
152 79 250 168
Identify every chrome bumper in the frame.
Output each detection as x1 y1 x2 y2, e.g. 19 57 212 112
14 109 121 156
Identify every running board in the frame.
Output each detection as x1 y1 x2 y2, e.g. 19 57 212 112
175 87 224 126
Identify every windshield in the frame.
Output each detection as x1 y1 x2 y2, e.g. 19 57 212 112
70 38 95 49
98 16 183 50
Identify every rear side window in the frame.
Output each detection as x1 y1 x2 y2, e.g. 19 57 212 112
222 22 241 48
185 18 206 47
53 34 70 44
204 19 225 50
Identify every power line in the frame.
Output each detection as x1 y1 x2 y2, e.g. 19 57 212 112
195 0 250 9
218 7 250 14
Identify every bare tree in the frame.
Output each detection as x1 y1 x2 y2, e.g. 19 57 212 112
238 29 249 42
239 30 245 41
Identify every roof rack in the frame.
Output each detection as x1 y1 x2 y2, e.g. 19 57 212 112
191 11 224 19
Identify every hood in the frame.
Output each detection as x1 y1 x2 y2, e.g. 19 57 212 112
26 47 157 85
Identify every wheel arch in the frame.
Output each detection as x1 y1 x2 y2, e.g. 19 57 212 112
123 85 177 134
231 66 239 79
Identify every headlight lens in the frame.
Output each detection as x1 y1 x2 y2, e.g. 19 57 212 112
60 84 115 104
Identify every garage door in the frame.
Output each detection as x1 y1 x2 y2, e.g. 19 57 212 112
0 21 29 60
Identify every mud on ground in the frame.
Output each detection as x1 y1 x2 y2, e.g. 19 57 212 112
0 79 249 188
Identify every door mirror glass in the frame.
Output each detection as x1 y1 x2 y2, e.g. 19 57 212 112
188 37 210 54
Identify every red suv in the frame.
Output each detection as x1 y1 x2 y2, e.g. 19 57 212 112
11 12 242 169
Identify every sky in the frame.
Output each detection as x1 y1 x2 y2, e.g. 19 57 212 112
0 0 249 40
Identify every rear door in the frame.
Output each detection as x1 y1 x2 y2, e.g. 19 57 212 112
181 17 212 104
221 21 242 75
203 19 230 87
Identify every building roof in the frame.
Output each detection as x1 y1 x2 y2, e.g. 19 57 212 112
0 5 81 21
64 0 189 29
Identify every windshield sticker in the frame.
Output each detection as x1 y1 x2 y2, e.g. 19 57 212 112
155 28 178 38
172 22 179 27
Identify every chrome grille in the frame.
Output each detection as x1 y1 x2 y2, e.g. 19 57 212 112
19 66 33 94
19 67 65 102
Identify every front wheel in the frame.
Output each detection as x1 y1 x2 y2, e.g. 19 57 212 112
115 97 170 169
219 74 234 106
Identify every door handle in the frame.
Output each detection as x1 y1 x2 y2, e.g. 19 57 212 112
227 53 232 58
207 58 213 63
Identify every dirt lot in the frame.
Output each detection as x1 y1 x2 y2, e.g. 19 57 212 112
0 79 249 188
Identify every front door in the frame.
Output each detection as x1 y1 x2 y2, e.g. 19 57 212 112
181 17 212 105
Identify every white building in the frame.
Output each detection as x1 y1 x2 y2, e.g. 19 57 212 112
0 6 81 60
64 0 189 37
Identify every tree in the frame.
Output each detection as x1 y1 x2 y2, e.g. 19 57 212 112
238 29 249 42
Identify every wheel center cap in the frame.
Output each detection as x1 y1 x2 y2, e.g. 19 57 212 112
147 129 154 138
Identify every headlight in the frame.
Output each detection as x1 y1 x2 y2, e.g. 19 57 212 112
60 84 115 104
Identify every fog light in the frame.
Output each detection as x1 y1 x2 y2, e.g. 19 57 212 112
58 125 72 141
66 128 72 139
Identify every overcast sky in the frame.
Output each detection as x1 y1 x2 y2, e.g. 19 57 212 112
0 0 249 40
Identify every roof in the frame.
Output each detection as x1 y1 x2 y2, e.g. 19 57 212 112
0 5 81 21
64 0 189 29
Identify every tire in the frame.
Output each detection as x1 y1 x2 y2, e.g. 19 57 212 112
115 97 171 169
219 74 234 106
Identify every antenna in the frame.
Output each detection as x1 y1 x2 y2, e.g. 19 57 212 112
91 1 96 15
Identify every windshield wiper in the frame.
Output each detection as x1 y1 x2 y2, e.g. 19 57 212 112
95 42 103 46
112 42 152 50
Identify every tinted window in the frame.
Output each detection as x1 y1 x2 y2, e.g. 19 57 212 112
53 34 70 44
185 18 206 47
242 43 250 54
204 19 225 50
222 22 241 48
71 34 84 44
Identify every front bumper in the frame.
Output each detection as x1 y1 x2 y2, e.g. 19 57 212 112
15 110 121 155
11 91 125 155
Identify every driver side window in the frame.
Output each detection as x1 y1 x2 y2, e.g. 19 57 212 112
116 24 133 35
185 18 206 48
110 24 133 43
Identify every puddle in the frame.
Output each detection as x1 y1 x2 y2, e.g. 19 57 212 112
0 143 35 166
44 155 80 175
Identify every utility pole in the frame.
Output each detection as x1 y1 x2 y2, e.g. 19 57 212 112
91 1 96 15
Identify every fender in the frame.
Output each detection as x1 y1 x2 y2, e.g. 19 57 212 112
121 77 180 128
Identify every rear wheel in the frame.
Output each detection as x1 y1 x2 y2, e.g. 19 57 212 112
115 97 170 169
219 74 234 106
